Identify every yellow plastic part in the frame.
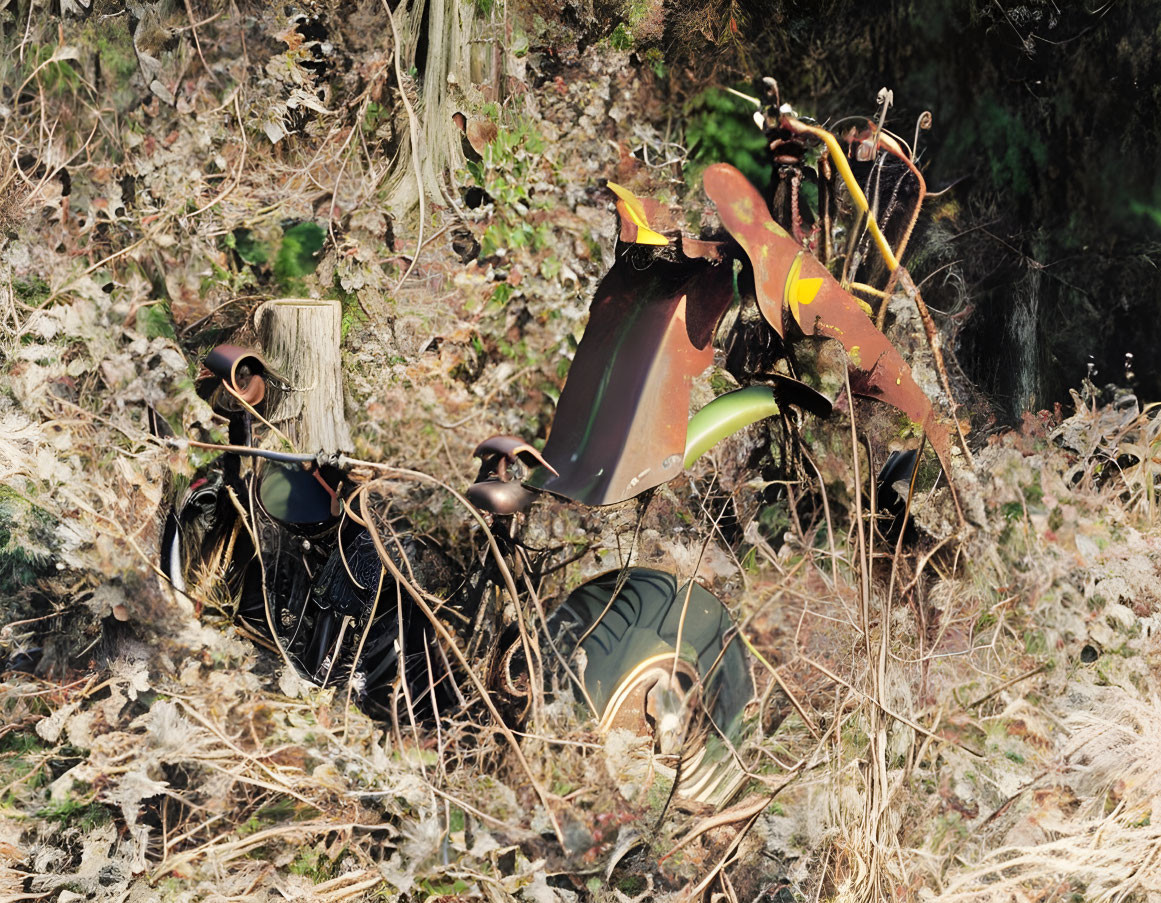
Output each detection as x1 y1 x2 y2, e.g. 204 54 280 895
607 181 670 246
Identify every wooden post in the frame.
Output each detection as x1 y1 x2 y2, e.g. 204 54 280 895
255 299 352 454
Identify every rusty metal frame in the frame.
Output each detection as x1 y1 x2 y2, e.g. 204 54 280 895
527 254 735 506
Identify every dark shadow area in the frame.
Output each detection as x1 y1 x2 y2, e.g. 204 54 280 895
658 0 1161 420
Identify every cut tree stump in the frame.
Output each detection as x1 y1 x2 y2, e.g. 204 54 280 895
255 299 352 454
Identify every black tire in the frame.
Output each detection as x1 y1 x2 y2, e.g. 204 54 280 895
547 567 753 803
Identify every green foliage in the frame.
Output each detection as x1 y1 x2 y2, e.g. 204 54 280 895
757 496 791 539
0 731 46 756
1022 476 1044 507
362 101 388 134
617 874 648 896
485 282 515 313
479 220 550 259
622 0 656 28
202 256 259 297
510 29 529 58
539 255 561 280
238 797 316 836
210 228 270 296
683 87 770 189
290 848 344 882
229 228 271 266
610 23 633 50
644 47 666 79
421 877 471 896
273 222 326 290
0 729 51 805
220 223 327 294
332 280 367 340
136 300 176 340
1130 200 1161 231
463 114 554 311
1023 629 1048 656
93 26 139 113
470 116 547 209
609 0 661 53
96 32 137 82
961 104 1047 206
0 489 56 599
13 277 50 306
24 45 81 95
37 797 112 831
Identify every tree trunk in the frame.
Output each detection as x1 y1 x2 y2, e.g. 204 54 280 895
382 0 479 216
255 299 352 455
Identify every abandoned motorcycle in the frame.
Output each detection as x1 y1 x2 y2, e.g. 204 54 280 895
163 87 946 807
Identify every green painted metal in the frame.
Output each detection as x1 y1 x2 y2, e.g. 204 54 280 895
684 386 781 469
547 567 754 804
258 464 335 526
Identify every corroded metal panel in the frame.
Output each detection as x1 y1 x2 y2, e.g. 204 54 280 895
528 256 734 506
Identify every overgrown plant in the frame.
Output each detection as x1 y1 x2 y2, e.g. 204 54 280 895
465 114 552 261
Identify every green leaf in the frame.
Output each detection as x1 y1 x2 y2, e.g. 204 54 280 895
487 282 515 312
136 301 176 340
231 228 271 266
480 222 508 258
362 101 386 133
540 256 561 280
274 222 326 289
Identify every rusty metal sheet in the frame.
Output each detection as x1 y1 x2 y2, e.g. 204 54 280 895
471 434 556 483
702 165 793 337
467 435 553 514
465 479 537 515
198 344 269 409
703 162 954 475
527 255 735 506
678 236 728 263
607 182 673 245
605 183 728 262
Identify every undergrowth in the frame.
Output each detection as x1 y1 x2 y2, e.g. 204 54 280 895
0 3 1158 902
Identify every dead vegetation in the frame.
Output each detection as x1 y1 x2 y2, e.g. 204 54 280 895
1 2 1160 901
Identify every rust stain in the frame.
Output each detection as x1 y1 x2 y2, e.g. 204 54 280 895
704 162 955 476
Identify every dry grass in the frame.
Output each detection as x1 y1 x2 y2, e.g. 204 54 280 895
661 395 1161 900
1 4 1160 902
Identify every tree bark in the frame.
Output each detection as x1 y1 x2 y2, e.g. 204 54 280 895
382 0 479 216
255 299 352 455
